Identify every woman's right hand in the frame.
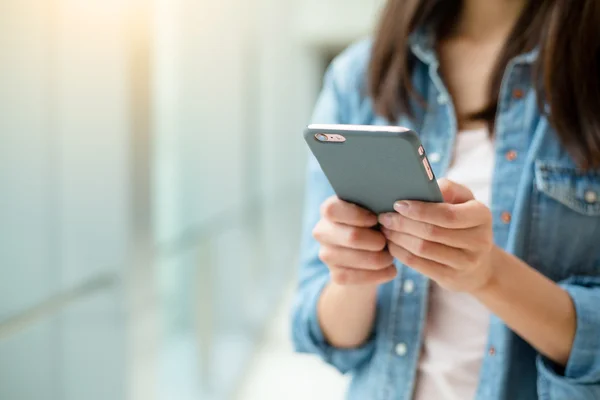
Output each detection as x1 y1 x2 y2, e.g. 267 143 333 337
312 196 397 285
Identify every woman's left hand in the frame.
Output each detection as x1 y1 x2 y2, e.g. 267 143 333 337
378 179 495 293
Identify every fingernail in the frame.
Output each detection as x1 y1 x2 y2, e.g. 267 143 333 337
394 201 410 214
379 214 392 228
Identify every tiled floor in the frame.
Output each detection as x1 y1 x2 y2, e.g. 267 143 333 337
235 287 349 400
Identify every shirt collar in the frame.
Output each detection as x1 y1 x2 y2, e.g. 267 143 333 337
408 24 540 66
408 24 438 65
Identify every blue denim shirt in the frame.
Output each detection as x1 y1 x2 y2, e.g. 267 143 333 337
291 31 600 400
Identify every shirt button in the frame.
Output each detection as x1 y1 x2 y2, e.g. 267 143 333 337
428 152 441 163
395 343 408 357
505 150 517 161
403 279 415 294
489 346 497 356
585 190 598 204
437 94 448 105
501 212 512 224
512 88 525 99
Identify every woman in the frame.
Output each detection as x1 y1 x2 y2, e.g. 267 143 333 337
291 1 600 399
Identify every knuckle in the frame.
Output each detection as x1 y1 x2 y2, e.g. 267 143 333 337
312 224 323 242
312 220 330 243
348 206 364 223
331 269 352 285
415 239 430 255
444 207 457 223
365 252 380 268
425 223 439 238
369 251 392 269
318 247 334 264
474 232 493 249
464 251 479 265
320 197 337 219
346 227 362 246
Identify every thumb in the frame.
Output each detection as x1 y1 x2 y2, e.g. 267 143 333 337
438 178 475 204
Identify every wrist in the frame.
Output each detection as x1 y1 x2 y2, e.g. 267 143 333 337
328 281 380 298
469 245 504 298
318 280 379 349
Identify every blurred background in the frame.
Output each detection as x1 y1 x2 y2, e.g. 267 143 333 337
0 0 384 399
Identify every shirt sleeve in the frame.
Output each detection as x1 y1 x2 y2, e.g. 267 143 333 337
290 59 377 374
536 275 600 399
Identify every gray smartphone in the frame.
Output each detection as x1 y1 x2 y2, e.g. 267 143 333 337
304 124 443 214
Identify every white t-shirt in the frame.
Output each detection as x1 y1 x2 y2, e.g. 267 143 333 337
413 128 494 400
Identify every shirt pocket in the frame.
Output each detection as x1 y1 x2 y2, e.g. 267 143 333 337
530 161 600 281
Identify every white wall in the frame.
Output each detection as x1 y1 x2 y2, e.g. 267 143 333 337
151 0 322 397
0 0 132 399
291 0 385 48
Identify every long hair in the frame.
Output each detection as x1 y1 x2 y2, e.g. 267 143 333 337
368 0 600 167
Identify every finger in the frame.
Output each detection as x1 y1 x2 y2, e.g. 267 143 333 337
382 231 472 269
378 213 484 250
319 246 394 270
388 243 455 282
393 200 491 229
312 219 387 251
321 196 378 227
329 265 397 285
437 178 475 204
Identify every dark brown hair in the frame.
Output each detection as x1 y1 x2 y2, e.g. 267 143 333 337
369 0 600 167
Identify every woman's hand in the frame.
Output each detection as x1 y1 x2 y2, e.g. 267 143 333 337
313 196 397 285
378 179 495 293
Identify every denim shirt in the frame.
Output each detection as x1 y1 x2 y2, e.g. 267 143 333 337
291 31 600 400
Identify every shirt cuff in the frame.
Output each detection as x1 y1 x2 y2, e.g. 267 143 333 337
536 276 600 398
291 274 376 374
537 357 600 399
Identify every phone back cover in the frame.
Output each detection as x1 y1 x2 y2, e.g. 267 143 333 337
304 126 443 214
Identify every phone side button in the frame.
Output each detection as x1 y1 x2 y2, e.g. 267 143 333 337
422 158 434 181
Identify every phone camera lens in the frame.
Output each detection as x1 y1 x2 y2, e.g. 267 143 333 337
315 133 328 142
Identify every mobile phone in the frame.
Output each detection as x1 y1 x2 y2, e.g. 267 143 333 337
304 124 443 214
